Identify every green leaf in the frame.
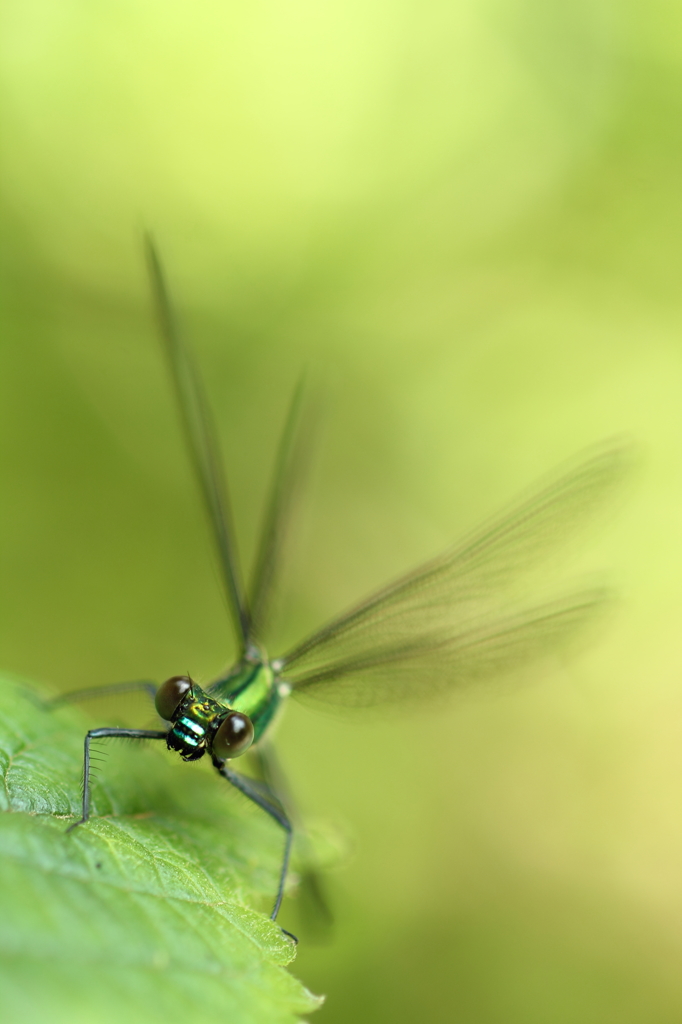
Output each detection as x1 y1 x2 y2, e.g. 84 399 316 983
0 675 322 1024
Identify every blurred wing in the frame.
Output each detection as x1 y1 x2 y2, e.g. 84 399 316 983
277 441 631 704
145 237 249 651
288 589 608 707
248 374 309 644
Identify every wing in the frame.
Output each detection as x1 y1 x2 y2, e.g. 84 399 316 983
248 374 309 644
276 441 631 705
286 589 609 707
145 237 249 651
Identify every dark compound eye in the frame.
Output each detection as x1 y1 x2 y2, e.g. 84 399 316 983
213 712 254 761
155 675 192 720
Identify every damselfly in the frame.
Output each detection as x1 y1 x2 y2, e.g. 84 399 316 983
53 239 630 935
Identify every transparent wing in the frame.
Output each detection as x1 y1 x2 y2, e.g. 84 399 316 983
248 374 309 644
287 589 608 707
277 441 631 704
145 237 249 650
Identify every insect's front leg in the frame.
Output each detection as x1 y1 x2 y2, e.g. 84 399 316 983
67 727 168 833
215 757 295 938
45 680 158 709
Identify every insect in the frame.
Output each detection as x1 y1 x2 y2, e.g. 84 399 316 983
53 237 629 936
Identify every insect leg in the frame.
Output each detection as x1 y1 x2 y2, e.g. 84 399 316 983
67 727 167 833
45 681 158 708
253 744 334 937
216 760 295 935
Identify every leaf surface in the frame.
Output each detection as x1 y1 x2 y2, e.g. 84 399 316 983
0 676 322 1024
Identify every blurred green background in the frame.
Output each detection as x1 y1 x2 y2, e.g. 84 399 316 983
2 1 682 1021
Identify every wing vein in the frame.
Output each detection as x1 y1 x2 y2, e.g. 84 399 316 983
145 237 249 650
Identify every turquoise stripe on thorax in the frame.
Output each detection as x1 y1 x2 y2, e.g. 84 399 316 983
175 730 199 748
178 717 205 737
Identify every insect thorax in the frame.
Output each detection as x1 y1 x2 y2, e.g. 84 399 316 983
209 661 283 743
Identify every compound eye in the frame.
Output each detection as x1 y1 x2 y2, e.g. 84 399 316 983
155 675 192 720
213 712 254 761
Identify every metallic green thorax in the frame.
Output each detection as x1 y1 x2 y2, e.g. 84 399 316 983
209 661 282 742
166 662 282 762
